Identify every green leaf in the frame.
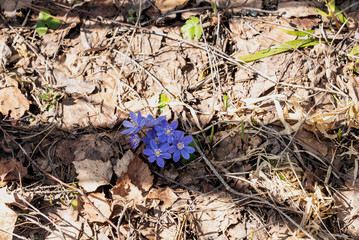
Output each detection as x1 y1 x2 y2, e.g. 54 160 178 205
39 10 51 21
181 16 202 41
39 92 50 100
279 29 314 37
238 39 319 63
36 20 48 36
36 9 61 35
71 199 78 210
315 8 329 18
328 0 347 23
46 17 61 30
349 45 359 59
159 94 171 112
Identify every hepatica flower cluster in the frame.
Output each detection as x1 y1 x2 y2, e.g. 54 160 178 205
122 111 195 167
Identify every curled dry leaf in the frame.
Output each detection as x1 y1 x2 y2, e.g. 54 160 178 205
147 187 178 211
0 187 17 240
73 159 112 192
112 174 149 213
0 158 27 186
0 87 30 119
83 192 112 223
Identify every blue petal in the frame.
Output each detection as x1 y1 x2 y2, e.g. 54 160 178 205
184 146 195 154
137 111 142 122
162 152 172 159
173 150 180 162
183 136 193 145
168 146 176 153
181 149 190 159
174 131 184 139
147 129 156 138
148 155 156 162
156 116 166 125
154 126 163 133
160 143 170 152
123 120 134 128
150 139 158 150
158 135 167 142
170 121 178 130
156 157 165 167
129 111 136 121
121 128 133 135
143 149 153 156
131 142 139 148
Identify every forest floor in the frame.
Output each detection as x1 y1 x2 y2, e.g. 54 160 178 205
1 0 359 239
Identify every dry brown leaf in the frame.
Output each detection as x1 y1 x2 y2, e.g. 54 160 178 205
278 1 320 18
0 187 17 240
60 94 121 129
194 192 235 239
335 190 359 237
126 153 153 192
148 187 178 211
73 159 112 192
155 0 189 14
112 174 149 212
0 41 12 71
0 0 32 18
47 205 93 240
0 158 27 186
0 87 30 119
114 150 134 178
83 192 112 223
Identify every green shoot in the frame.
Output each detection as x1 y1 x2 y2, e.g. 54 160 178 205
223 94 229 111
181 16 202 41
39 88 63 111
209 125 215 144
159 94 171 112
36 10 61 36
337 128 342 141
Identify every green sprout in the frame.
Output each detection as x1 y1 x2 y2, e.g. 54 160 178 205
128 9 139 23
159 93 171 112
223 94 229 111
337 128 342 141
36 10 61 36
316 0 347 29
181 16 202 41
39 88 63 111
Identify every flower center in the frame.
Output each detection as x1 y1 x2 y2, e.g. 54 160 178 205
177 142 184 150
165 127 172 136
154 149 161 157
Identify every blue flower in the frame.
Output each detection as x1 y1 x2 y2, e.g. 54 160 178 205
155 121 180 143
145 115 166 128
143 139 171 167
121 111 146 135
129 134 140 148
169 131 195 162
143 129 157 145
